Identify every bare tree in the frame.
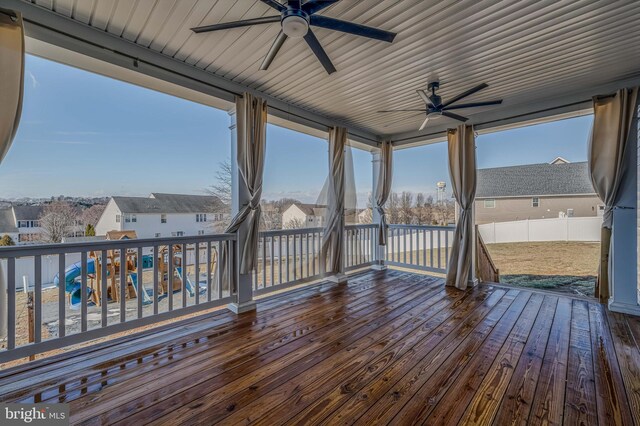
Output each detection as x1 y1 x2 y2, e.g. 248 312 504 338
399 191 414 224
81 204 106 227
39 202 79 243
207 159 232 207
386 192 400 224
283 217 305 229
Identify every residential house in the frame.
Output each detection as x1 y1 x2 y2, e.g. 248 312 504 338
475 159 602 224
95 193 228 239
281 203 326 228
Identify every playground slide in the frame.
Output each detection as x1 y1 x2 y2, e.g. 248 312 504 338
128 272 153 305
176 267 196 297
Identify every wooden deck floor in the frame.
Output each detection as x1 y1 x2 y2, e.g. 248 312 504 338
0 269 639 425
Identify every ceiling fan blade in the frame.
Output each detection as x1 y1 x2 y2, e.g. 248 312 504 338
304 29 336 74
303 0 339 14
310 15 396 42
443 100 503 110
260 31 288 70
442 83 489 108
377 109 427 113
192 16 280 33
442 111 469 122
259 0 286 11
419 116 430 131
416 90 434 107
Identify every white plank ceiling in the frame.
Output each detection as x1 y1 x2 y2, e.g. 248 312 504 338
22 0 640 138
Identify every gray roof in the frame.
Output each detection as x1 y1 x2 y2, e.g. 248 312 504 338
0 208 17 233
291 203 326 216
12 205 45 220
476 161 596 198
112 193 220 214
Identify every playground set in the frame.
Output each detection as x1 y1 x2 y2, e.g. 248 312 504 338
54 232 217 309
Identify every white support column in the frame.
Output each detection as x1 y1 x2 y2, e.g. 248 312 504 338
371 151 387 270
610 102 639 315
227 109 256 314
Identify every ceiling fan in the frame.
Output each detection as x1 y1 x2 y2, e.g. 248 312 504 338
191 0 396 74
378 81 503 130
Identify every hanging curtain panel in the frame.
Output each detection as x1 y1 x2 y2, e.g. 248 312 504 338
0 8 25 340
224 92 267 276
374 139 393 245
588 87 639 301
321 127 347 275
446 124 477 290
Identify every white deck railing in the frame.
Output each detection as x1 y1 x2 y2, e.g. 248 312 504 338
386 224 455 273
0 233 236 363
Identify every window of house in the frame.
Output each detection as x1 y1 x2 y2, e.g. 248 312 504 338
124 214 131 223
532 197 540 207
155 233 161 238
196 213 207 222
198 230 205 235
131 214 137 223
483 199 496 208
161 214 167 224
17 220 29 228
171 231 184 237
116 214 121 223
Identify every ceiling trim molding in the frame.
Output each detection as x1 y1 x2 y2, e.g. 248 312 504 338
7 0 380 147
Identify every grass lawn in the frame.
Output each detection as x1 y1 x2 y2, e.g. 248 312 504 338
485 241 600 298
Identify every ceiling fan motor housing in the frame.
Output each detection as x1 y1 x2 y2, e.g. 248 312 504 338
281 8 309 38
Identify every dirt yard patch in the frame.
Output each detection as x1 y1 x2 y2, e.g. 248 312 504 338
485 241 600 297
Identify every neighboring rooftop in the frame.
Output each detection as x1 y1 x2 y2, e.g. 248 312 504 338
12 205 44 220
289 203 327 216
0 208 17 233
476 161 595 198
111 193 220 214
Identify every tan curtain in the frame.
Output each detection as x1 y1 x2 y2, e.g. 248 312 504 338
588 87 639 301
321 127 347 275
224 92 267 274
446 125 477 290
0 9 25 340
375 139 393 245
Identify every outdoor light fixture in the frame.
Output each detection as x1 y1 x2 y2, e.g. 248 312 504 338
281 14 309 38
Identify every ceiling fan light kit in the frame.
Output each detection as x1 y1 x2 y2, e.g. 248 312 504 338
191 0 397 75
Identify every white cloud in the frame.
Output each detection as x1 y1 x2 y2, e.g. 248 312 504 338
27 71 39 89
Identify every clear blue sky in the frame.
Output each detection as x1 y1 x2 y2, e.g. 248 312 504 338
0 55 593 207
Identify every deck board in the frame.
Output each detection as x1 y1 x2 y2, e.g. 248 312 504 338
0 270 638 426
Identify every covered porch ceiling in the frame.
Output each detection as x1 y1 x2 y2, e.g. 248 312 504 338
6 0 640 148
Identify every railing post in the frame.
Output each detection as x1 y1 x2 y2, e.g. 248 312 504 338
227 109 256 314
371 151 387 270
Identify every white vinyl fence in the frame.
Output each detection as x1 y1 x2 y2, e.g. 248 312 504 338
478 216 602 244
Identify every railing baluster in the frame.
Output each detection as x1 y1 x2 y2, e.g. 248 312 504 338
217 241 223 299
422 229 427 267
58 255 65 338
34 255 42 343
227 240 234 296
262 235 266 288
430 230 434 267
7 257 15 349
306 233 310 278
437 230 442 270
153 245 159 315
195 243 200 306
445 229 450 269
312 233 317 276
101 250 108 326
409 229 413 265
286 235 290 284
168 244 173 311
137 247 143 318
278 236 282 285
207 241 212 302
182 243 187 309
292 234 297 281
119 249 126 323
81 251 88 331
270 237 275 287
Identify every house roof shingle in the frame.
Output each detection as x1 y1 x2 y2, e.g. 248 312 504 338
112 193 220 214
476 161 596 198
12 205 45 220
